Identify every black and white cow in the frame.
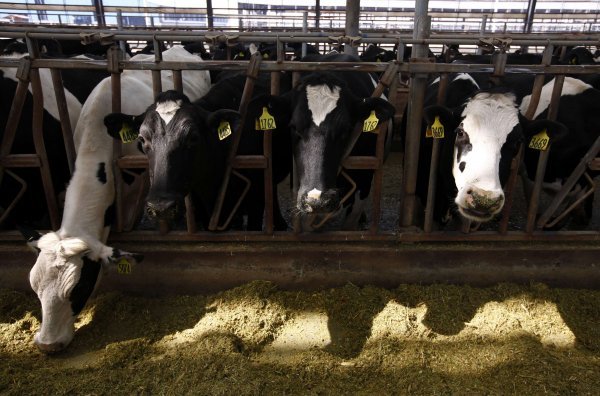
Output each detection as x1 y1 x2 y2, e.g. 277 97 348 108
104 71 292 231
0 52 83 229
410 73 567 226
255 53 396 229
519 76 600 226
19 108 144 353
18 45 210 353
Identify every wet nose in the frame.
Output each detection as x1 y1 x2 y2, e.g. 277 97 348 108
146 199 178 220
464 186 504 213
300 188 340 213
35 340 66 354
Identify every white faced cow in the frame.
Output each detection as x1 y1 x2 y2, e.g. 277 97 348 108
19 45 210 353
417 73 566 226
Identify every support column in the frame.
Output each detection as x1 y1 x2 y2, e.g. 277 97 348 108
399 0 430 227
344 0 360 56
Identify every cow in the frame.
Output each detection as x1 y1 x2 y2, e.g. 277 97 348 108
407 72 567 227
18 104 144 353
519 76 600 227
73 44 210 229
103 71 292 231
0 52 83 229
16 45 210 353
248 53 396 230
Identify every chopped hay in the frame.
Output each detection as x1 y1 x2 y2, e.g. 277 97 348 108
1 281 599 395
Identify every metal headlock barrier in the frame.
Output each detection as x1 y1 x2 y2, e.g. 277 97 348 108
0 27 599 292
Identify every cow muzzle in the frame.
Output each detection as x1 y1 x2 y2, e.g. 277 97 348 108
299 188 340 214
457 186 505 221
35 339 67 354
146 199 179 221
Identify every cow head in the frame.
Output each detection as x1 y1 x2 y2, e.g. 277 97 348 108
267 73 394 215
104 90 240 224
425 90 567 223
19 226 143 354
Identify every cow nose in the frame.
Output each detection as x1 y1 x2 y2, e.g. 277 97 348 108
300 189 340 214
465 187 505 213
146 199 178 220
35 340 66 354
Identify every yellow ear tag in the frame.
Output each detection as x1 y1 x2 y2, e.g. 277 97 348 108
263 53 269 59
118 123 138 144
431 116 445 139
217 121 232 140
528 129 550 151
117 258 131 275
256 107 277 131
425 125 433 138
363 110 379 133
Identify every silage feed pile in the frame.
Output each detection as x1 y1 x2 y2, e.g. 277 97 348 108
1 281 599 395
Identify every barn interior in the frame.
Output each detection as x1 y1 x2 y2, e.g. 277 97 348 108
0 0 599 393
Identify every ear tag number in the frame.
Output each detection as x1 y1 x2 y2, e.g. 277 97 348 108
529 129 550 151
363 111 379 133
256 107 277 131
117 258 131 275
119 124 138 144
431 116 445 139
217 121 232 141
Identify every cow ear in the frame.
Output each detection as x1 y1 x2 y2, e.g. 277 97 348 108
207 109 242 141
248 94 292 127
357 97 396 122
423 105 455 128
16 224 42 251
103 112 145 143
91 246 144 275
522 117 569 144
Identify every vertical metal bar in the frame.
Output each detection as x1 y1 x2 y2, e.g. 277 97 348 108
302 12 308 58
315 0 321 29
400 0 430 227
525 74 565 234
50 69 75 174
93 0 106 27
292 70 301 233
27 36 60 229
151 37 163 98
521 0 537 53
206 0 214 29
424 73 448 233
173 70 183 93
476 15 488 55
263 39 282 234
209 54 262 231
109 46 124 232
344 0 359 56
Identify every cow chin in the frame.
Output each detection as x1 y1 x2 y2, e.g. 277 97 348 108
457 205 498 222
145 198 182 223
34 306 76 354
